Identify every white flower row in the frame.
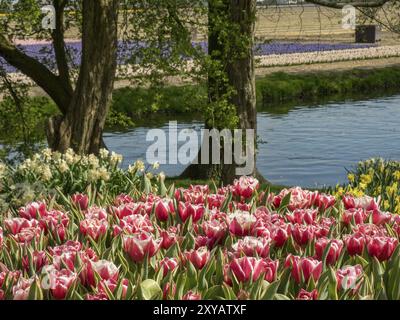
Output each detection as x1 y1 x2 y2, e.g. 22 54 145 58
257 45 400 67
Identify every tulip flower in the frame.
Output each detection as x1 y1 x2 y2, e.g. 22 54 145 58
287 209 318 225
342 209 369 226
178 202 205 223
344 234 366 256
229 257 265 283
297 289 318 300
367 236 398 262
80 219 108 241
264 259 279 283
228 211 257 237
315 238 343 265
159 257 179 277
123 232 162 263
85 207 108 221
372 210 392 226
291 224 315 246
114 194 134 206
160 227 179 250
184 247 210 270
12 278 34 300
51 269 77 300
314 194 336 210
271 225 289 248
4 218 39 235
98 278 129 299
182 291 202 300
336 265 363 291
71 194 89 211
0 227 3 249
233 176 259 199
155 199 173 222
18 201 47 220
81 260 119 288
342 195 379 211
286 255 322 284
202 219 228 248
232 237 271 258
22 251 48 273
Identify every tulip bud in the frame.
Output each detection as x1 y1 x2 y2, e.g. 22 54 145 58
344 234 365 256
123 232 162 263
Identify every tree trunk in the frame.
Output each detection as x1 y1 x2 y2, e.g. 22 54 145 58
221 0 261 184
181 0 266 185
47 0 119 154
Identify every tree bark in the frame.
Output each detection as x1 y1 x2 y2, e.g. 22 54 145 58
181 0 266 185
48 0 120 154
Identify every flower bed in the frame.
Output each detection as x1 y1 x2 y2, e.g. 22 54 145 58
0 174 399 300
258 45 400 67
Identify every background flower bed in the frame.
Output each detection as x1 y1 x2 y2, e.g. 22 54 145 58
1 152 400 300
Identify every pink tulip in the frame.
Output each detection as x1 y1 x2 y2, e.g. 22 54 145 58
85 206 108 220
343 195 379 211
315 238 343 265
51 269 77 300
233 176 259 199
367 236 398 262
228 211 257 237
184 247 210 270
22 251 48 273
229 257 265 283
271 225 289 248
83 260 119 288
285 255 322 284
98 278 129 299
264 259 279 283
159 257 179 277
4 218 39 235
314 194 336 210
291 224 315 246
71 194 89 211
12 277 34 300
372 210 392 226
273 187 316 211
160 227 179 250
344 234 366 256
297 289 318 300
86 292 109 300
287 209 318 225
0 227 3 249
342 209 369 225
232 237 271 258
123 232 162 263
336 265 363 291
114 194 134 206
202 219 228 248
19 201 47 220
155 199 173 222
182 291 202 300
178 202 205 223
80 218 108 241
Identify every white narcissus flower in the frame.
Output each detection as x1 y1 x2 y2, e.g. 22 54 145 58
0 163 6 179
57 160 69 173
110 152 123 166
99 148 110 159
